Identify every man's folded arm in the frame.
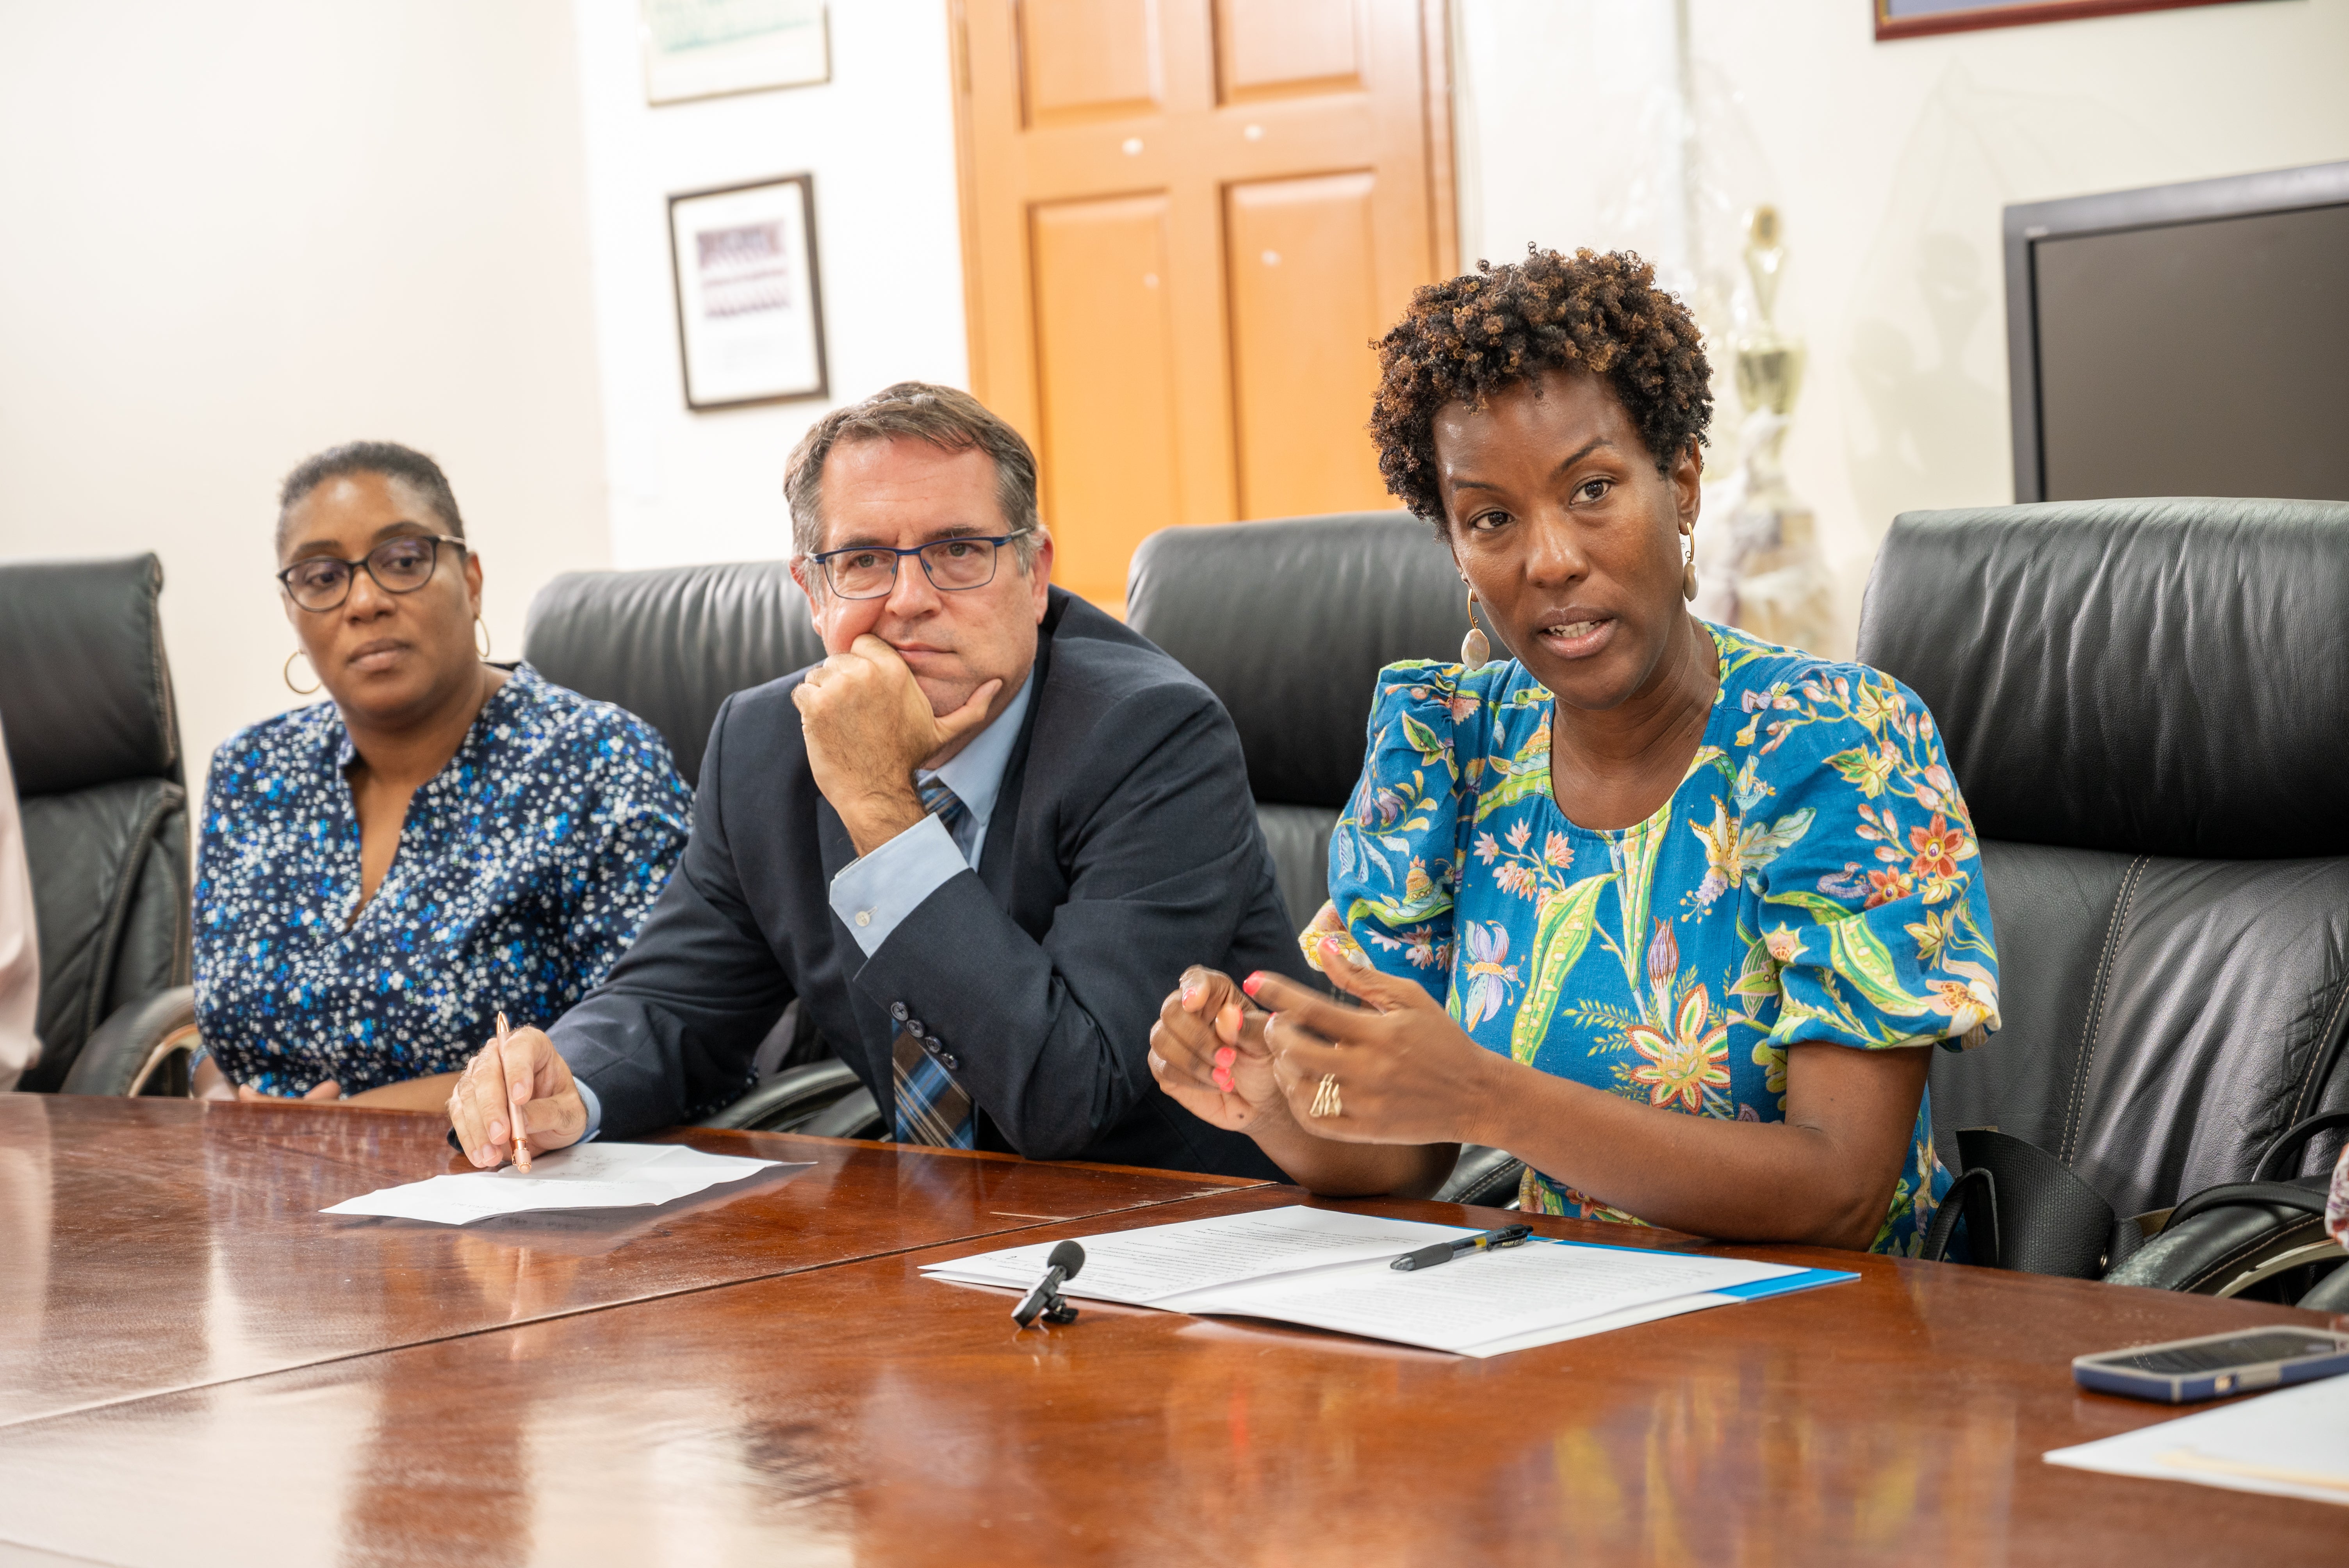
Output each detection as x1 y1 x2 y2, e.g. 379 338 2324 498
550 693 791 1139
851 682 1299 1160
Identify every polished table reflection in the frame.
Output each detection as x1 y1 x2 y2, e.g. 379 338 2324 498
2 1101 2342 1564
0 1096 1256 1426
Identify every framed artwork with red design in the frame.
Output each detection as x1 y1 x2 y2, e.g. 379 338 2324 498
1875 0 2263 41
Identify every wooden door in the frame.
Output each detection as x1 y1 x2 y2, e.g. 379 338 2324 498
952 0 1456 608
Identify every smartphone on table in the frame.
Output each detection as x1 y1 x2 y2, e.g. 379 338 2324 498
2073 1327 2349 1403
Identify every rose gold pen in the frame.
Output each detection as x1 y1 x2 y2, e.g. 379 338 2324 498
498 1010 531 1172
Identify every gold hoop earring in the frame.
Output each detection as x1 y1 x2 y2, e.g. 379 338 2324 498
1681 535 1698 603
283 649 321 696
1460 586 1490 670
474 614 492 659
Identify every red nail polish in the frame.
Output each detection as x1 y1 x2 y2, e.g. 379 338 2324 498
1242 973 1265 996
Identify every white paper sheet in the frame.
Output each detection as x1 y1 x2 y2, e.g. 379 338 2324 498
321 1142 795 1225
1159 1237 1803 1356
2044 1372 2349 1506
922 1205 1842 1357
920 1205 1477 1303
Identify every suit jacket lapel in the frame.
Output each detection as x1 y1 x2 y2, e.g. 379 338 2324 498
977 612 1054 907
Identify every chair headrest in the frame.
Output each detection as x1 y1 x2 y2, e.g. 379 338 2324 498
1126 513 1464 807
1855 498 2349 859
522 561 825 788
0 554 182 797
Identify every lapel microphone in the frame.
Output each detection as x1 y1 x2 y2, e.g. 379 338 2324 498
1012 1240 1085 1328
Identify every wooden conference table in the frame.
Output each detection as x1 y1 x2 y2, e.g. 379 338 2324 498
0 1098 2340 1565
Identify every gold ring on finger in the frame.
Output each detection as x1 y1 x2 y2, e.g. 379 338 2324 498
1309 1073 1342 1119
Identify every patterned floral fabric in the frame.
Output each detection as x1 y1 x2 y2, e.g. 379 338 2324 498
194 664 692 1096
1306 623 2000 1255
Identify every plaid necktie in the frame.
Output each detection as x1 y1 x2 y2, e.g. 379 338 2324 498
891 778 976 1148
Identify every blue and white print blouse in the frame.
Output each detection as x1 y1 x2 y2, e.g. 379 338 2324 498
192 664 692 1096
1306 622 2001 1256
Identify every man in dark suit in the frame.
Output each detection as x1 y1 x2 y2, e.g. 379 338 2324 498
446 383 1307 1178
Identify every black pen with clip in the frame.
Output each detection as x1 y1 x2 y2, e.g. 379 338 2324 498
1390 1223 1535 1271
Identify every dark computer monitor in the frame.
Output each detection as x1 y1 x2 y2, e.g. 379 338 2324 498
2003 160 2349 504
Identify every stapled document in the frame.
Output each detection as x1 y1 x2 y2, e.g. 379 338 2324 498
923 1204 1854 1356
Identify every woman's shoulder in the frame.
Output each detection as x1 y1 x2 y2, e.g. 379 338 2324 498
1703 621 1956 808
1712 624 1933 738
1366 657 1543 750
494 665 687 790
207 702 341 791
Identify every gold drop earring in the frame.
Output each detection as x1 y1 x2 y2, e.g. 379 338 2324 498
1460 585 1489 670
1681 532 1698 602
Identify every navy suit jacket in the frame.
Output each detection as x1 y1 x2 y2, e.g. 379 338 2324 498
550 588 1311 1178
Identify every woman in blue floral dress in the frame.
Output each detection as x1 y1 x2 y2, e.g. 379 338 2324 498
192 442 691 1107
1148 250 1999 1254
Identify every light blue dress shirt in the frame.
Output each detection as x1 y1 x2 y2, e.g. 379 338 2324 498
573 669 1035 1141
827 666 1034 953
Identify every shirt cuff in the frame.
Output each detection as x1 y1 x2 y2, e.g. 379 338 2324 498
829 811 967 957
574 1076 604 1143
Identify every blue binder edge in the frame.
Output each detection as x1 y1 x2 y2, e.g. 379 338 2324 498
1524 1238 1857 1302
1711 1268 1858 1301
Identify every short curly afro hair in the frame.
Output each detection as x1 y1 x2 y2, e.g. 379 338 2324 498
1369 247 1713 535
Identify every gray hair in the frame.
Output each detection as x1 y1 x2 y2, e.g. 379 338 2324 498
784 381 1043 580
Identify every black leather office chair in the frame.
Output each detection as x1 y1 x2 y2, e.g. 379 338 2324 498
522 561 881 1137
1857 499 2349 1300
523 561 824 790
0 555 196 1096
1125 513 1465 954
1125 512 1524 1208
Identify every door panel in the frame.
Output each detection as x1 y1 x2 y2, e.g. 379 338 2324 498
955 0 1452 609
1215 0 1363 102
1020 0 1164 126
1029 195 1183 602
1225 172 1388 519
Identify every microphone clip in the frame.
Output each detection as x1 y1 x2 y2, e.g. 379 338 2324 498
1012 1240 1087 1329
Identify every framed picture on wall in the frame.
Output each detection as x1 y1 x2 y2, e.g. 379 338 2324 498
641 0 829 104
668 174 829 411
1875 0 2260 41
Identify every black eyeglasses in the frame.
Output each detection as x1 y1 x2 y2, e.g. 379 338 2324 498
807 534 1028 600
277 535 466 612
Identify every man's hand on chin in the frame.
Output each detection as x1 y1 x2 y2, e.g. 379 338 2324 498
791 633 1002 857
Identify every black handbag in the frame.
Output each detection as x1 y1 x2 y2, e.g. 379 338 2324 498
1921 1112 2349 1307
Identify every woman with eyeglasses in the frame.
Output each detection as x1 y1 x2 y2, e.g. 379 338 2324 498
189 441 692 1106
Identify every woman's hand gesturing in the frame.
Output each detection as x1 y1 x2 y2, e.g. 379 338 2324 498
1148 966 1289 1133
1247 937 1505 1147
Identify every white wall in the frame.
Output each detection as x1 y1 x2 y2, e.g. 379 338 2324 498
569 0 970 570
0 1 610 802
11 0 2341 787
1454 0 2349 654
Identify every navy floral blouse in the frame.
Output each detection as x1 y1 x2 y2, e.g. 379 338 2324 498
192 664 692 1096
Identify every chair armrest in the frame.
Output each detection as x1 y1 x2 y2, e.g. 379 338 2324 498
59 987 198 1097
694 1060 862 1132
797 1086 882 1140
1434 1144 1524 1209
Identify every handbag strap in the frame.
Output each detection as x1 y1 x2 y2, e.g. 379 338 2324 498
2162 1178 2330 1233
1921 1167 1995 1264
2252 1110 2349 1183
